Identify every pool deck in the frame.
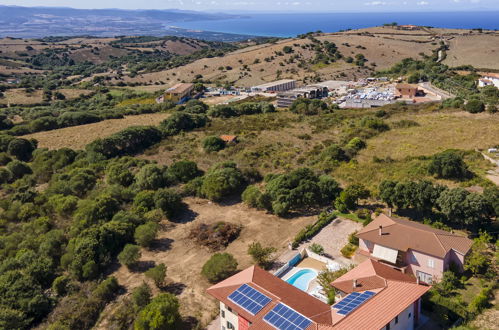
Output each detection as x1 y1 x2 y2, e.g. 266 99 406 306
295 257 328 271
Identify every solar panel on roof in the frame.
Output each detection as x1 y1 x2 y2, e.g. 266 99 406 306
263 303 312 330
332 290 376 316
228 284 272 315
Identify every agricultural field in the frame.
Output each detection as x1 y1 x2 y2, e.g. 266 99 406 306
25 112 171 150
0 88 93 105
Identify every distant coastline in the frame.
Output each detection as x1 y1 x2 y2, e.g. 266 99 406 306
173 11 499 37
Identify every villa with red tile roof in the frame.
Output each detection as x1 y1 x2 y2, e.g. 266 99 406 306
356 214 473 284
207 259 430 330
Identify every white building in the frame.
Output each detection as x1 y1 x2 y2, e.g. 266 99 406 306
478 73 499 88
251 79 296 93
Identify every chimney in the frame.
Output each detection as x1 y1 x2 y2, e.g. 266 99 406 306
379 225 383 236
353 279 357 290
416 277 420 285
388 208 392 216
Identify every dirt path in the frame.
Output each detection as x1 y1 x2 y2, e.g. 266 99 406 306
481 152 499 186
24 112 170 150
96 198 317 328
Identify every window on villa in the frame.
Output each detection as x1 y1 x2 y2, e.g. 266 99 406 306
221 310 225 318
227 306 233 312
408 312 412 319
385 323 391 330
227 321 234 329
427 259 434 268
395 315 398 324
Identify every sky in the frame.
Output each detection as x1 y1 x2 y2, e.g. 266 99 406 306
0 0 498 12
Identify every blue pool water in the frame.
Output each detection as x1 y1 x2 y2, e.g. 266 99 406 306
286 269 317 291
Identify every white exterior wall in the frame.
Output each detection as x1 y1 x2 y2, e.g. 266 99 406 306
382 303 415 330
220 302 239 330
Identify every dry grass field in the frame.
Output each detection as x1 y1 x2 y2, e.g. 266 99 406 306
357 111 499 161
0 88 93 105
96 197 317 328
121 27 499 89
24 112 170 150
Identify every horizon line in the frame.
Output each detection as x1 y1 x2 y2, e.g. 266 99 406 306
1 4 499 14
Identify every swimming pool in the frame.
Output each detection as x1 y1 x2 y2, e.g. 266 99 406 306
286 269 317 291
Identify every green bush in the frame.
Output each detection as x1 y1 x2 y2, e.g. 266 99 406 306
203 136 225 152
468 287 491 315
134 222 159 248
6 160 32 179
264 168 340 216
242 185 263 208
0 152 12 165
145 263 167 288
0 167 12 183
201 253 238 283
154 188 182 218
429 150 469 180
86 126 163 159
340 243 357 258
200 163 246 202
118 244 141 268
248 242 276 269
132 283 152 309
166 160 201 183
135 164 168 190
134 293 180 330
309 243 324 255
52 275 71 296
160 112 207 135
133 190 156 213
465 99 485 113
290 98 328 115
7 138 36 161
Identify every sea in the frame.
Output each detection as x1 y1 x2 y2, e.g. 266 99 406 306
173 11 499 38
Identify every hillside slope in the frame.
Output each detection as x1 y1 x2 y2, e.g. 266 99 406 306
122 26 499 89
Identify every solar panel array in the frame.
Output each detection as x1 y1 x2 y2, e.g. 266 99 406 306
333 291 376 315
263 303 312 330
228 284 272 315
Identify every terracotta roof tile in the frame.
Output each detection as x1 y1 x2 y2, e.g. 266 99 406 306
206 265 333 325
208 261 430 330
357 214 472 258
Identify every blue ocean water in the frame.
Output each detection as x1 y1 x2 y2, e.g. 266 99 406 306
173 12 499 37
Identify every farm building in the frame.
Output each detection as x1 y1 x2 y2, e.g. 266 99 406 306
163 83 194 104
277 85 329 108
478 73 499 88
251 79 296 93
395 83 423 99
